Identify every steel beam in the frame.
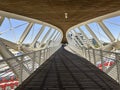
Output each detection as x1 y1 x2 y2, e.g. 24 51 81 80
70 31 83 47
71 30 83 46
47 30 56 42
73 30 87 47
45 30 56 47
0 38 33 52
0 10 62 34
31 25 45 47
18 23 33 44
55 34 61 41
85 24 102 46
47 32 60 47
53 32 60 41
0 16 4 26
0 38 18 50
74 38 83 47
0 37 45 68
39 28 52 47
98 21 115 42
78 27 94 48
102 40 120 51
52 32 59 41
67 33 82 49
0 40 30 80
54 33 60 41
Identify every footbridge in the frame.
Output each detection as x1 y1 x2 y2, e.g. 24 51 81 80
0 1 120 90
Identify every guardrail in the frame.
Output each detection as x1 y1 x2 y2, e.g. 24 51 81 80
80 47 120 84
0 45 61 90
67 44 120 84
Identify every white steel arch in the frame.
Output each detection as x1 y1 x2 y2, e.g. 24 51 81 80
0 10 63 82
67 10 120 51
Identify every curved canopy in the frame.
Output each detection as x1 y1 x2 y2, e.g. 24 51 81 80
0 0 120 42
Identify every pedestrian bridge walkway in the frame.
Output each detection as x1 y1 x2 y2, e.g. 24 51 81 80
16 47 120 90
0 4 120 90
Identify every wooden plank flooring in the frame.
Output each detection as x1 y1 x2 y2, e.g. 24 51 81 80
16 47 120 90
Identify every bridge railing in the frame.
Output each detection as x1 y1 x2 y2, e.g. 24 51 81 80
80 47 120 83
66 42 120 83
0 45 61 87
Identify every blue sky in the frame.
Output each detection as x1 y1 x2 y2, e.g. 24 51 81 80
0 16 120 43
0 18 59 44
74 16 120 42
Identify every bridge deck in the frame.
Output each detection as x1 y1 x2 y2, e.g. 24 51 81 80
16 47 120 90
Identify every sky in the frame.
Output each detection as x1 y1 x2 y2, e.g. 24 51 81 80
73 16 120 43
0 16 120 43
0 18 59 44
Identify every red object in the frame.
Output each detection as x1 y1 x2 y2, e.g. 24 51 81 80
0 76 19 90
97 61 115 70
0 81 19 90
104 61 114 66
2 77 7 82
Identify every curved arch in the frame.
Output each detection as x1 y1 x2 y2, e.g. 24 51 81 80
0 10 63 38
66 10 120 50
67 10 120 34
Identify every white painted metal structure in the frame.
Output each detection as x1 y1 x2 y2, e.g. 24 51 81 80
0 10 120 88
66 11 120 83
67 11 120 50
0 11 63 84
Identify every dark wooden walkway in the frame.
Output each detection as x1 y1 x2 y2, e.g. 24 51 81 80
16 47 120 90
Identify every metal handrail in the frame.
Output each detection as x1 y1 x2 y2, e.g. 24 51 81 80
67 44 120 84
81 47 120 84
0 45 61 84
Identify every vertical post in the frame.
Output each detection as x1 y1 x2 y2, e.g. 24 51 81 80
49 47 51 57
88 48 91 62
50 47 52 55
100 50 104 71
82 48 85 57
41 50 43 64
116 53 120 83
48 48 50 57
51 47 52 56
46 48 48 59
84 48 87 58
43 49 46 61
93 49 96 65
48 48 50 59
51 47 53 55
86 49 88 60
20 55 23 83
45 49 47 60
81 48 84 56
32 52 35 72
39 50 41 66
